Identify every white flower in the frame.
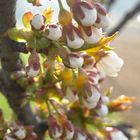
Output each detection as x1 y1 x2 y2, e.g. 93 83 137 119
5 136 16 140
67 31 84 49
96 51 124 77
101 96 110 104
65 120 74 139
76 132 87 140
96 14 110 28
107 127 128 140
14 127 26 139
66 129 74 139
27 65 40 77
83 100 97 109
31 14 45 30
48 117 63 139
83 86 101 109
86 87 101 103
80 6 97 26
94 3 110 28
65 87 78 103
97 104 109 116
52 127 63 139
82 26 103 44
69 55 84 68
46 24 62 40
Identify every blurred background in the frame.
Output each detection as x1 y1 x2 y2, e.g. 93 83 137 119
0 0 140 132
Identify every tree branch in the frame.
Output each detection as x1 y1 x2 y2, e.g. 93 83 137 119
106 0 116 11
108 2 140 36
0 0 47 139
11 41 28 53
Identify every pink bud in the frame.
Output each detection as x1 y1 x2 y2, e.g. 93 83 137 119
63 24 84 49
82 26 103 44
14 126 26 139
97 104 109 116
76 130 87 140
4 135 16 140
68 53 84 68
48 116 63 139
83 85 101 109
65 87 78 103
106 127 128 140
26 51 41 77
95 4 110 28
31 14 45 30
101 95 110 104
64 120 75 139
72 1 97 26
46 24 62 40
80 52 95 69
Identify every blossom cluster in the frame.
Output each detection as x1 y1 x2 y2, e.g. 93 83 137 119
6 0 135 140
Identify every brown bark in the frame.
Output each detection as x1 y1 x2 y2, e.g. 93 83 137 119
0 0 47 139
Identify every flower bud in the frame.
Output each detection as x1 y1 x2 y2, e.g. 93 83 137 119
63 24 84 49
86 86 101 103
31 14 45 30
83 86 101 109
76 130 87 140
97 104 109 116
46 24 62 40
95 3 110 28
82 26 103 44
71 1 97 26
96 51 124 77
48 116 63 139
87 68 100 86
26 51 41 77
59 9 72 26
83 100 98 109
101 95 110 104
14 127 26 139
65 87 78 103
64 120 75 139
68 53 84 68
81 52 95 69
4 136 16 140
87 133 98 140
106 127 128 140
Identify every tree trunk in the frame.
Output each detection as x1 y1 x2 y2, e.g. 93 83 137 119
0 0 37 126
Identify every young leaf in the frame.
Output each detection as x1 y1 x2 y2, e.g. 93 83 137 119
43 7 54 23
23 11 33 29
8 28 33 42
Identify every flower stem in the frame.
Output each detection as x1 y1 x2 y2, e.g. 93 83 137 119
49 100 60 115
57 0 64 10
46 100 52 116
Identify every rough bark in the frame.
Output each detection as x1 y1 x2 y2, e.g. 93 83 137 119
0 0 37 125
0 1 48 139
108 2 140 36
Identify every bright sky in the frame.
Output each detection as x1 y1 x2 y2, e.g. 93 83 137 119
16 0 140 27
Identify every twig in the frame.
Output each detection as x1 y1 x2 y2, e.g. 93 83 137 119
108 2 140 36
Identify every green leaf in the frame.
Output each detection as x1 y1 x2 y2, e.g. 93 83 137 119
71 32 118 52
43 7 54 23
8 28 33 42
37 37 51 49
